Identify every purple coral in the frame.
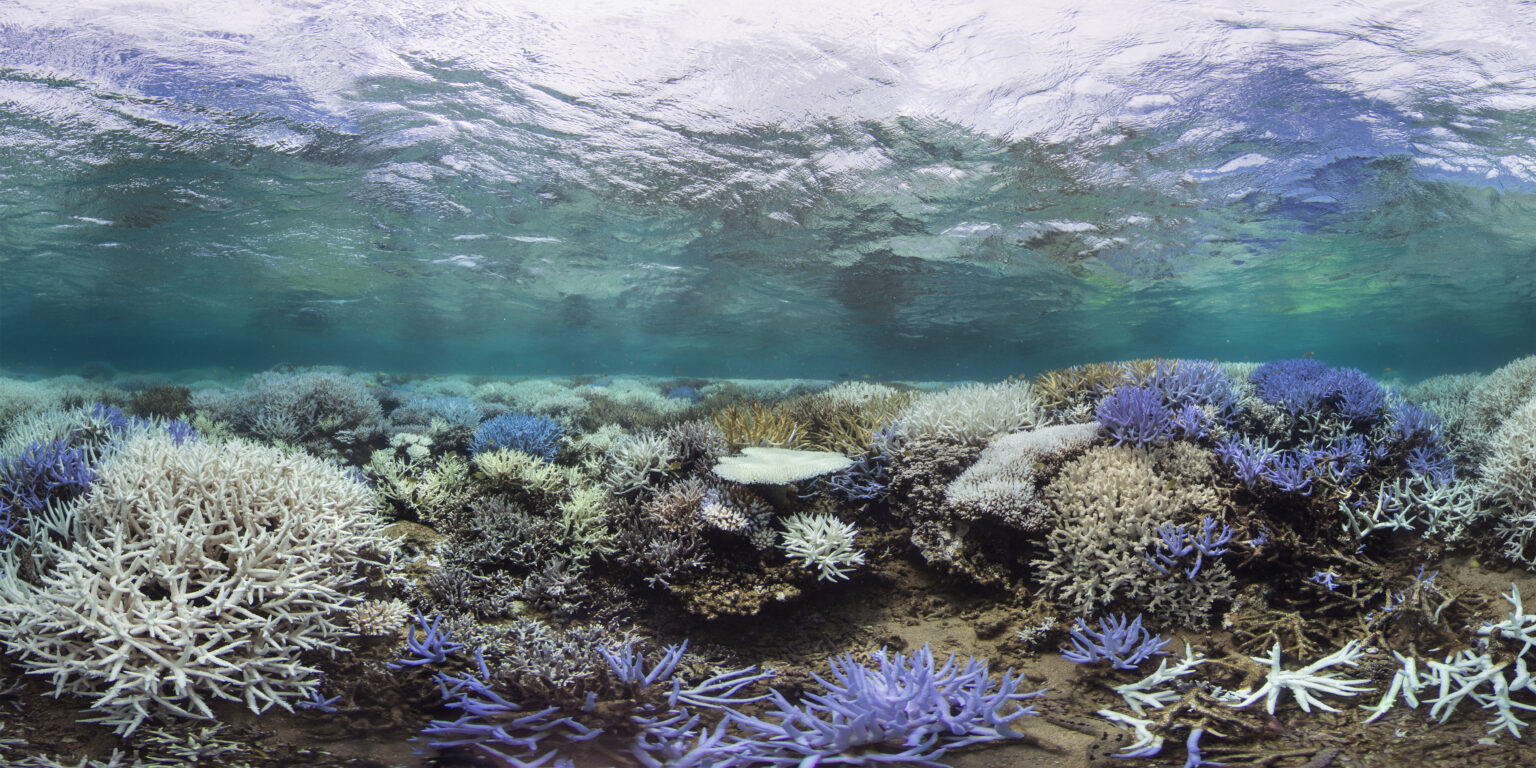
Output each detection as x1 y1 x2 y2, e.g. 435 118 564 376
390 611 465 668
0 439 96 517
1248 359 1385 423
1060 614 1170 670
1261 451 1315 495
1214 436 1272 488
424 651 601 768
1096 386 1175 447
1389 401 1442 445
1148 519 1233 579
730 644 1043 765
1405 444 1456 483
1147 360 1240 422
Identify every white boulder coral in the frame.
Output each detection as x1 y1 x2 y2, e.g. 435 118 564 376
0 431 387 734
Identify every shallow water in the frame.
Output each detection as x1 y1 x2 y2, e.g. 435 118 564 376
2 1 1533 382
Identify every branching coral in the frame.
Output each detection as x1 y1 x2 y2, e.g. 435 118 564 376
471 413 565 461
0 431 386 734
1477 394 1536 566
894 381 1042 444
943 422 1099 532
778 511 865 581
1032 445 1227 621
713 400 805 449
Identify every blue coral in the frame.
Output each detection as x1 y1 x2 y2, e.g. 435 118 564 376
1215 435 1273 488
0 439 96 517
1147 360 1240 422
731 645 1042 765
470 413 564 460
1095 386 1175 447
1248 359 1385 423
1060 614 1170 670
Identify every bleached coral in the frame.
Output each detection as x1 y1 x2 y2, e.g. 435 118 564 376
778 512 866 581
895 381 1043 444
0 431 386 734
821 381 900 405
350 599 412 637
1032 445 1227 619
605 431 678 493
1468 355 1536 438
944 422 1100 532
474 378 589 419
712 447 853 485
0 377 64 436
1477 394 1536 566
1229 641 1374 715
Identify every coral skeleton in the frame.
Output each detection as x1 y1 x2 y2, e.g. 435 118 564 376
1114 643 1208 715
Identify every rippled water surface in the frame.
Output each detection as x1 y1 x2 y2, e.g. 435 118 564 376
2 0 1533 380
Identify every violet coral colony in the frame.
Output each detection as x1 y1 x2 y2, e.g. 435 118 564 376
1060 613 1171 671
411 638 1043 768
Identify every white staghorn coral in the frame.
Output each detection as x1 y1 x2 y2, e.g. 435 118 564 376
778 511 865 581
0 431 386 734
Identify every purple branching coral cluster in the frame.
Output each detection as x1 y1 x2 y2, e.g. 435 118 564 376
1147 519 1232 579
423 651 600 768
729 645 1044 766
1096 361 1237 447
390 612 466 669
1248 359 1385 424
1146 360 1240 422
0 439 96 521
413 636 1042 768
1096 386 1175 447
1060 614 1170 671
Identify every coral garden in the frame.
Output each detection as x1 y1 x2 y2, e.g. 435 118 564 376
0 358 1534 767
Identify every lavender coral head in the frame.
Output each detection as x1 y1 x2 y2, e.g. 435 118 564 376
1215 436 1271 488
1390 402 1442 445
1060 614 1170 670
1095 386 1174 447
1248 359 1384 423
730 644 1043 764
470 413 564 460
1147 360 1240 421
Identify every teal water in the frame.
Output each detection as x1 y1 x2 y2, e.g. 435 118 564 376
2 1 1534 381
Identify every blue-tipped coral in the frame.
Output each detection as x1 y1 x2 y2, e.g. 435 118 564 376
390 611 466 668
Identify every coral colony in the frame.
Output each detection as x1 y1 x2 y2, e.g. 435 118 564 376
1 355 1536 765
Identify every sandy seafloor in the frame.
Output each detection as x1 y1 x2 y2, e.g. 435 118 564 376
1 358 1535 768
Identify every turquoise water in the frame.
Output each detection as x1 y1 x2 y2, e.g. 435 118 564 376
2 1 1534 380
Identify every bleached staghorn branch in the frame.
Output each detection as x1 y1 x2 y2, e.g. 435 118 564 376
1113 643 1206 716
1228 641 1374 715
1478 584 1536 658
1097 708 1163 758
